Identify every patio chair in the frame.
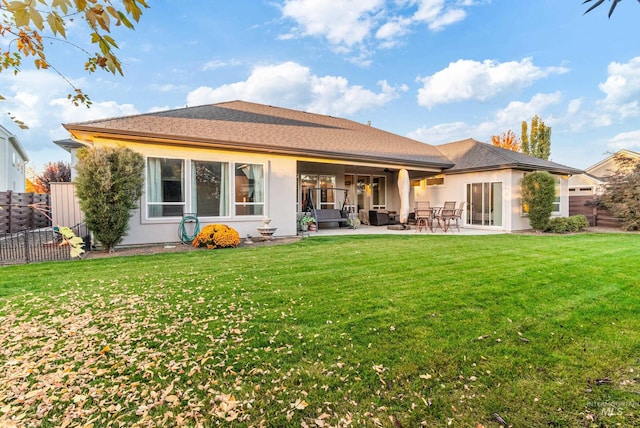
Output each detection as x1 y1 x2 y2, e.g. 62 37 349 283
449 201 465 232
414 202 434 232
369 210 391 226
436 201 457 232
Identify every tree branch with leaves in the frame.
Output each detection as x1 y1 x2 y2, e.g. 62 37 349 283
0 0 149 127
491 129 521 152
583 0 640 18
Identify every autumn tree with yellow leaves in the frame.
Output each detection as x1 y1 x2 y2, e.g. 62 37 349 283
521 115 551 160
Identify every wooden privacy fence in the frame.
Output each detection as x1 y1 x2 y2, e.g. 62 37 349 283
569 195 620 228
0 191 51 233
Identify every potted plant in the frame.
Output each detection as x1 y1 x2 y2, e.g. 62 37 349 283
299 214 316 231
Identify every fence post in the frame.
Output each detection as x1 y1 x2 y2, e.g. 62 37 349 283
23 230 30 264
7 190 13 234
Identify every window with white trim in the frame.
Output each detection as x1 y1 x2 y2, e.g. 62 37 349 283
146 157 264 218
193 160 229 216
234 163 265 216
147 157 185 217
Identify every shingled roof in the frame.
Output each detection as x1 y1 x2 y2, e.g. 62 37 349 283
437 139 583 175
64 100 453 170
63 101 582 175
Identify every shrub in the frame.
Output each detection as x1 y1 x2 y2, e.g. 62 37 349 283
192 224 240 249
521 172 556 231
544 215 589 233
75 146 145 252
570 214 589 231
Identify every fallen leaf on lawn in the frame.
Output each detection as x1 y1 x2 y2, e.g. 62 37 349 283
291 399 308 410
373 364 387 374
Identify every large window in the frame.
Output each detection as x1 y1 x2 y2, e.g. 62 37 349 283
147 158 185 217
466 182 502 226
298 174 337 211
192 161 229 216
234 163 264 216
147 157 264 218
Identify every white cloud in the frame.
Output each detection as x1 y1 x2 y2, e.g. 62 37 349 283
149 84 179 92
50 99 139 124
411 0 466 31
280 0 384 48
0 70 139 169
408 92 563 145
607 130 640 151
186 61 406 116
598 56 640 119
279 0 479 59
408 121 470 144
417 58 569 108
599 57 640 104
493 92 562 127
375 17 412 41
202 59 242 71
567 98 583 115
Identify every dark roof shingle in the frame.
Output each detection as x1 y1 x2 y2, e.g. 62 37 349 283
437 139 583 175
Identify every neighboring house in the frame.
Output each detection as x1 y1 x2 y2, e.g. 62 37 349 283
568 149 640 227
568 149 640 196
57 100 582 246
0 125 28 192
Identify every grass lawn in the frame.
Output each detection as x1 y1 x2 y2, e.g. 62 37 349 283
1 233 639 427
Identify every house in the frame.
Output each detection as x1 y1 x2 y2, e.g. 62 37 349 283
568 149 640 196
0 124 28 192
567 149 640 227
57 100 582 246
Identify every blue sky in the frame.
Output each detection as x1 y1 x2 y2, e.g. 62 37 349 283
2 0 639 172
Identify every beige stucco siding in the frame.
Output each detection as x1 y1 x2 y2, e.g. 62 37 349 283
78 138 298 246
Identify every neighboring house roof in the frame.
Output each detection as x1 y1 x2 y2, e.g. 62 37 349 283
578 173 606 185
437 138 583 175
54 138 85 152
583 149 640 180
63 100 454 170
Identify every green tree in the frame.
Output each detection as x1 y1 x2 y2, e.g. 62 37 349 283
521 115 551 160
75 146 144 252
0 0 148 126
598 153 640 231
521 172 556 231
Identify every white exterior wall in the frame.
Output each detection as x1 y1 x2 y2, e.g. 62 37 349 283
0 131 28 192
413 169 571 232
74 140 298 246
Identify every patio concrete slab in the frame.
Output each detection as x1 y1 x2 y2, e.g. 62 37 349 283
302 224 506 237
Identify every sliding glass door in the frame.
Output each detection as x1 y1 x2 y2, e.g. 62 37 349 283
466 182 502 226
